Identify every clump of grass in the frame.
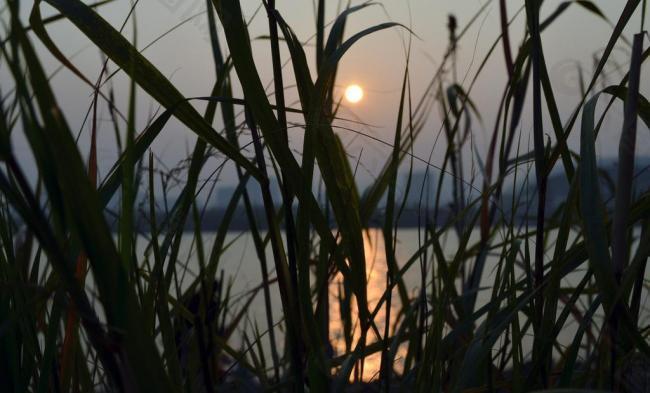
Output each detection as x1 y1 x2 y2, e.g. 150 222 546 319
0 0 649 392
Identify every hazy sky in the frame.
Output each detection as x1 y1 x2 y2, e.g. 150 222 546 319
5 0 650 193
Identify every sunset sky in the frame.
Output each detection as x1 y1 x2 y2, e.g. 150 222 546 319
5 0 649 191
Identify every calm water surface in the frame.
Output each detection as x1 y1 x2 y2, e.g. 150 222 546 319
147 228 648 381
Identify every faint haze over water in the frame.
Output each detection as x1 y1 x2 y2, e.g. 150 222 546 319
4 1 649 193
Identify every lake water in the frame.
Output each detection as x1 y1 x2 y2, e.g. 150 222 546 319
150 228 648 381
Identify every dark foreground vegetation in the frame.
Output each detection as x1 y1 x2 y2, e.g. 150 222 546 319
0 0 649 392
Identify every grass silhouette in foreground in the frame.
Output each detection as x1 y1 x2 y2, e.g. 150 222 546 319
0 0 649 392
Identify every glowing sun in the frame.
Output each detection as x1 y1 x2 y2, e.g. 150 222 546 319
344 84 364 104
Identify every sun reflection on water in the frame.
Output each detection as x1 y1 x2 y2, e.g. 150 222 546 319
328 228 409 382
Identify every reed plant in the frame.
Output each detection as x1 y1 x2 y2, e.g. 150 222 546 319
0 0 649 391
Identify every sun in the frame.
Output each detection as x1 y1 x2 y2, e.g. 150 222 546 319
344 84 364 104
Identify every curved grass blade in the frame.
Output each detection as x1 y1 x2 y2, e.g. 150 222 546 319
42 0 260 179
